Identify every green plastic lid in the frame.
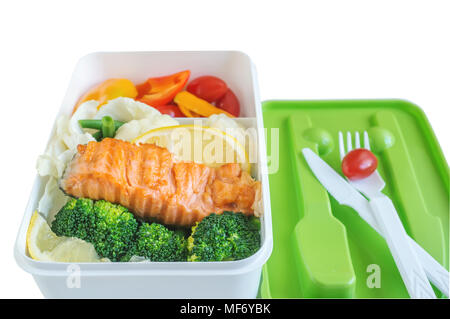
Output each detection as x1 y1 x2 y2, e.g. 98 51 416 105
260 99 449 298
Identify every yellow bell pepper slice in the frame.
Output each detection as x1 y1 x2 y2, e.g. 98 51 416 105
174 91 235 118
73 78 138 113
178 103 195 117
177 103 202 117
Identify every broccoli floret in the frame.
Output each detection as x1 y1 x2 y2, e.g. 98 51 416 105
51 198 138 262
51 200 260 263
51 198 96 241
91 200 139 262
128 222 187 262
187 212 261 262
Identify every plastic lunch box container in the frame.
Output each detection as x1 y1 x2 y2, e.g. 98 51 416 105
14 51 273 298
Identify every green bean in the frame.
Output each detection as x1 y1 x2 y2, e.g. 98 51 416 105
78 119 102 130
101 116 115 138
79 119 124 130
92 130 103 141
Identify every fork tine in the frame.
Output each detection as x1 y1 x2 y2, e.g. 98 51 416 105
355 132 361 148
338 131 345 160
364 131 371 150
346 131 353 153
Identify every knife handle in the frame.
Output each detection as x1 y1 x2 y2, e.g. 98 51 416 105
348 199 448 297
369 195 436 299
411 238 449 297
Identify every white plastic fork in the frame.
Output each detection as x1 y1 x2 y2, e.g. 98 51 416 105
339 131 436 299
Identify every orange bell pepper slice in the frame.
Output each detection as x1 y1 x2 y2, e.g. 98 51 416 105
174 91 235 118
136 70 191 107
73 78 138 113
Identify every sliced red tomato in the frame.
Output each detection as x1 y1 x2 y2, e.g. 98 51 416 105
342 148 378 180
137 70 190 107
187 76 228 103
215 89 240 117
154 104 185 117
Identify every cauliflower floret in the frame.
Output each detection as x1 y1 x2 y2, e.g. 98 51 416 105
94 97 160 122
95 97 179 141
37 101 97 179
115 116 178 141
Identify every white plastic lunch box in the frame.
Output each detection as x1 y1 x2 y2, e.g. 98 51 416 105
14 51 273 298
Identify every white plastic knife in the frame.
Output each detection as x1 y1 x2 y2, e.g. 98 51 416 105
302 147 449 297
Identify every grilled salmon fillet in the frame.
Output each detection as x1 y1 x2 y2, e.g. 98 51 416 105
61 138 261 226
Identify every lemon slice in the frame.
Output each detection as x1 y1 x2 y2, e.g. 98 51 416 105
132 125 250 172
26 211 102 262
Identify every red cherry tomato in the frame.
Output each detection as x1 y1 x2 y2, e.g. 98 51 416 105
154 104 184 117
342 148 378 180
215 89 240 117
186 76 228 103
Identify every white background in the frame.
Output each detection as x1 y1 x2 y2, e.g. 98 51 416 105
0 0 448 298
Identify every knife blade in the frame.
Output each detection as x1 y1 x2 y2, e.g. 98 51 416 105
301 148 377 229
